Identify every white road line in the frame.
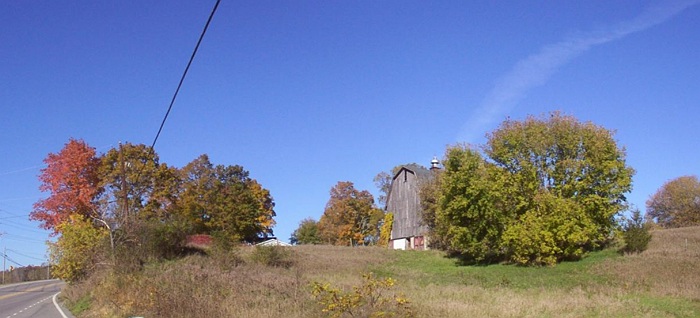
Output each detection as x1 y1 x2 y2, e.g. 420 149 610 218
53 292 69 318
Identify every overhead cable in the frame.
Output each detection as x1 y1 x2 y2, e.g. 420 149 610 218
150 0 221 150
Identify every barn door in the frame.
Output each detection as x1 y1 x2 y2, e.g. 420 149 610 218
414 236 424 250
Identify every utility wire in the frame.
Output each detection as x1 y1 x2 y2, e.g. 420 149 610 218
125 0 221 219
2 253 23 267
150 0 221 150
128 0 220 188
6 249 45 262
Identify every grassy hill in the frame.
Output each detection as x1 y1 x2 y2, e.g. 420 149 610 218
63 226 700 317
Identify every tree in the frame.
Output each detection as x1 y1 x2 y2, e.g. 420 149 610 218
621 208 652 254
646 175 700 228
49 215 109 282
99 143 167 224
31 139 103 234
435 145 508 261
290 218 321 245
176 155 276 244
373 171 392 208
485 112 634 234
433 113 634 265
318 181 384 246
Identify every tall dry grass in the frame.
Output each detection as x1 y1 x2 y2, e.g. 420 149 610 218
595 225 700 300
63 245 394 318
62 228 700 317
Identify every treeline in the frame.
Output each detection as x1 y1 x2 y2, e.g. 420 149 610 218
1 265 51 284
31 140 276 281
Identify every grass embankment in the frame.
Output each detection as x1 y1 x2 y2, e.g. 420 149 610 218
63 227 700 317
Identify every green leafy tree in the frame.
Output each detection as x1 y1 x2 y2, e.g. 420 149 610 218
49 215 109 282
485 112 634 236
418 168 450 250
291 218 322 245
436 145 508 261
318 181 383 246
435 113 634 265
646 175 700 228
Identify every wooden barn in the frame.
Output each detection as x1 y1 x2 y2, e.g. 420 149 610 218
387 159 439 250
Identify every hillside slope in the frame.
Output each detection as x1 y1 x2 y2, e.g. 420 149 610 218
63 227 700 317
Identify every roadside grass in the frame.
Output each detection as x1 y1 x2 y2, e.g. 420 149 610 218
62 226 700 317
67 294 92 315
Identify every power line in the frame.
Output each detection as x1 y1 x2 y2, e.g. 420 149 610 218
2 253 23 267
6 249 45 262
150 0 221 150
126 0 221 214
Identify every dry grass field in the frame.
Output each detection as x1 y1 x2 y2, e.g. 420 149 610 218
63 226 700 317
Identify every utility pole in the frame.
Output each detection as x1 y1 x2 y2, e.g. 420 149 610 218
119 142 129 224
2 246 5 284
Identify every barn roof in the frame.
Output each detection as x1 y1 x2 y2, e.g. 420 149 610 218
393 164 431 181
385 164 431 208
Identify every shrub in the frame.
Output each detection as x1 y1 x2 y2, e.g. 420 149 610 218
310 272 413 318
250 245 294 268
377 213 393 247
501 193 596 265
209 246 245 271
621 209 652 254
49 215 109 282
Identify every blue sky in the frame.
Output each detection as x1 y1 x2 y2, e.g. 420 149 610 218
1 1 699 266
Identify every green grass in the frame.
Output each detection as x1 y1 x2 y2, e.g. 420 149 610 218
68 294 92 315
378 248 620 290
373 246 700 317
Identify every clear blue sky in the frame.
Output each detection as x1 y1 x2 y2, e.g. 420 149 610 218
1 1 699 266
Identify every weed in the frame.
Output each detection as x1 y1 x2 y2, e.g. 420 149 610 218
250 245 294 268
310 272 413 318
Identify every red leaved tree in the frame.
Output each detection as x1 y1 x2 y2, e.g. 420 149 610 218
30 138 103 234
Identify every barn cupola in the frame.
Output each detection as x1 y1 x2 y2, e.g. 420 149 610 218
430 156 440 170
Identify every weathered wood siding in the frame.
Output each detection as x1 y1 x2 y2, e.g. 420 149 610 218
388 168 429 240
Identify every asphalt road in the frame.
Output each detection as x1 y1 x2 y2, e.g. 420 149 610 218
0 279 73 318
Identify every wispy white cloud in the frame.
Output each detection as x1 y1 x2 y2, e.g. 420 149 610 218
459 0 699 142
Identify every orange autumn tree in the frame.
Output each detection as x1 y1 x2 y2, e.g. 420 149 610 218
318 181 383 246
30 138 103 234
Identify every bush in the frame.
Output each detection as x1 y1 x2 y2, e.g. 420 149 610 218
501 193 597 265
310 272 412 318
250 245 294 268
621 209 652 254
49 215 109 282
110 220 190 274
